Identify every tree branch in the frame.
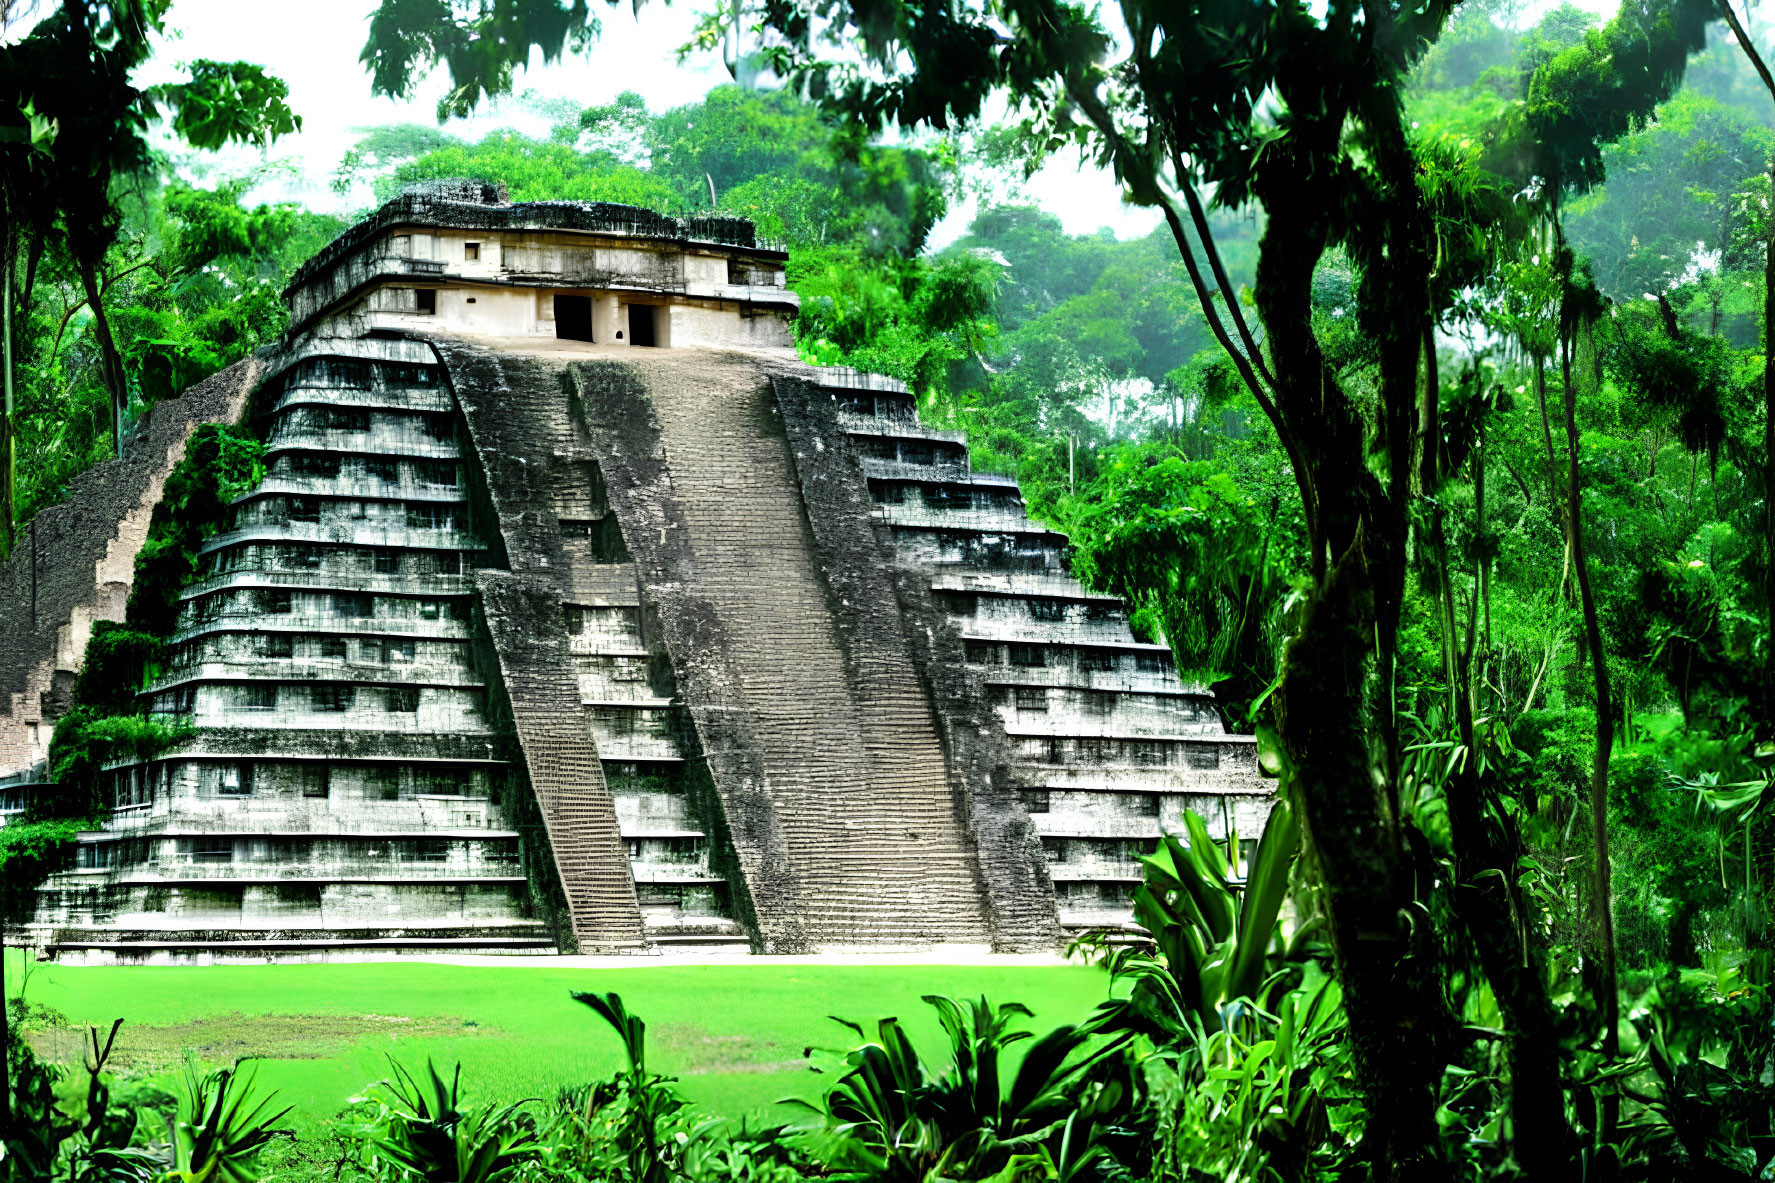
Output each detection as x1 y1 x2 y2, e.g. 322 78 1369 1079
1048 70 1318 549
99 258 155 298
1502 458 1535 508
1175 162 1277 391
1720 0 1775 100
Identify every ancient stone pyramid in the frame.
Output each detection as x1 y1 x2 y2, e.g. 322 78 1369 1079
0 183 1273 961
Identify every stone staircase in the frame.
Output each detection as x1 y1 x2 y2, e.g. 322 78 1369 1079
564 350 992 952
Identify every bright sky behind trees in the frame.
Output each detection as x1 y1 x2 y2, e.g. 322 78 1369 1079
130 0 1162 246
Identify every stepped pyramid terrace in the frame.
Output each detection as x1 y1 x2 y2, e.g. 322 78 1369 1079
0 181 1275 963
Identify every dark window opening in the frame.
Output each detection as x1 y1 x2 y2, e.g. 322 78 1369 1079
415 288 437 315
311 684 355 712
321 408 370 431
554 294 593 341
938 592 977 616
333 593 373 619
302 766 331 799
290 453 339 478
1019 789 1051 814
464 242 480 261
192 840 234 863
628 304 658 347
408 839 450 863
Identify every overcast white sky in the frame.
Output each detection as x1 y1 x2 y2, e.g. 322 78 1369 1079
142 0 1160 249
137 0 1637 249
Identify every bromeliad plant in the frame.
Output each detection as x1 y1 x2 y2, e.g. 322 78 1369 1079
1099 802 1306 1040
791 995 1138 1182
355 1059 538 1183
3 1019 290 1183
542 989 815 1183
164 1064 290 1183
541 990 691 1183
1085 803 1363 1181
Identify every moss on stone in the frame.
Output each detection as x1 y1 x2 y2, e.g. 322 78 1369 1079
33 425 256 831
0 818 92 922
125 423 264 635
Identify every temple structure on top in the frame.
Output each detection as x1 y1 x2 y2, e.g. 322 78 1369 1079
0 181 1274 962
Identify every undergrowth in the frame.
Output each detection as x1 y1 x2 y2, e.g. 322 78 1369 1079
0 818 94 922
125 422 264 635
31 422 259 847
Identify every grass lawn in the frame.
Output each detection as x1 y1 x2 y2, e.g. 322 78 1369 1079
6 952 1112 1130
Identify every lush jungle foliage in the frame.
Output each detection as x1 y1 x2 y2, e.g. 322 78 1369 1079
6 0 1775 1175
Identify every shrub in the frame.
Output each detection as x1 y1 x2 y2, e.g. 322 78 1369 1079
0 817 91 922
125 423 264 635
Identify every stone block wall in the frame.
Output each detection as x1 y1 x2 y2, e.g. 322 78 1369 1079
0 356 264 781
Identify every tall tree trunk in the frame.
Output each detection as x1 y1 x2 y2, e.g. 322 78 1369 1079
1561 315 1620 1151
75 259 127 458
20 232 41 315
1427 356 1579 1182
1764 162 1775 718
1713 0 1775 672
2 235 14 558
1476 418 1492 708
1257 196 1448 1182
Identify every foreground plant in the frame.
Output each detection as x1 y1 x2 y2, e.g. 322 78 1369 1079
1085 805 1361 1182
164 1064 289 1183
355 1060 537 1183
789 993 1135 1182
3 1018 288 1183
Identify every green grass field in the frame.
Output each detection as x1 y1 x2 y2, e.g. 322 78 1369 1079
7 953 1111 1129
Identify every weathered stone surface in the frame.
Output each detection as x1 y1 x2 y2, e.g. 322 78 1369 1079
7 189 1275 960
474 571 646 950
768 374 1062 952
0 355 264 780
433 335 646 950
564 351 992 952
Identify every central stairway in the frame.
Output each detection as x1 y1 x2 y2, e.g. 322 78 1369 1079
496 347 995 953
